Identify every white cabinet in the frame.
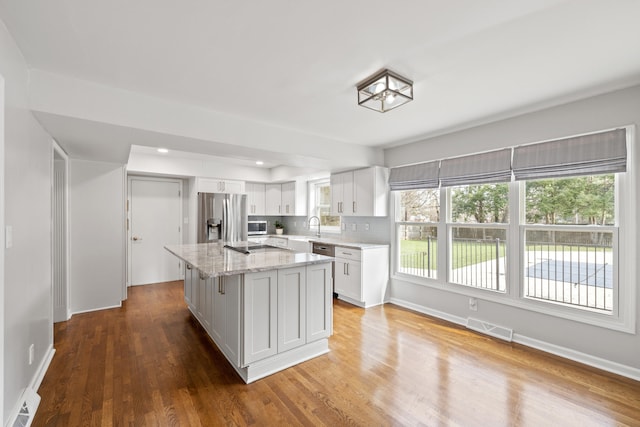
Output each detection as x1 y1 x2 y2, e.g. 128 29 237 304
277 267 306 352
306 263 332 342
334 245 389 308
265 181 308 216
211 275 242 366
265 183 282 215
246 182 266 215
196 272 214 332
330 172 353 216
334 249 362 302
243 270 278 364
331 166 388 217
197 177 245 194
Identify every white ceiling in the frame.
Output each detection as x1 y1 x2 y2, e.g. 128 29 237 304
2 0 640 170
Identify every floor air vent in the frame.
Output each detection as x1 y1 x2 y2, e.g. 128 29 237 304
10 388 40 427
466 317 513 342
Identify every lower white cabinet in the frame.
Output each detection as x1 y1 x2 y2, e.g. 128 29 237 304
334 246 389 308
211 275 241 366
243 270 278 364
305 262 332 342
277 267 306 352
183 262 332 382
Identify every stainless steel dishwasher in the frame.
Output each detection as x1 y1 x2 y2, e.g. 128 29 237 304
312 242 336 295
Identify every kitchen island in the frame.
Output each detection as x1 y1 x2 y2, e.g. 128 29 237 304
164 242 334 383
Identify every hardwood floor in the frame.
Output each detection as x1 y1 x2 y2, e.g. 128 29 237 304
34 281 640 426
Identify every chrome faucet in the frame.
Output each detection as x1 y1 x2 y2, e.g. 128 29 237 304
308 216 321 238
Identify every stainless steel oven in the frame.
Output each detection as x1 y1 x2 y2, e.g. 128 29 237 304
248 220 267 235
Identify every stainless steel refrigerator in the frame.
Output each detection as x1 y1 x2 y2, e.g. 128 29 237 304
197 193 248 243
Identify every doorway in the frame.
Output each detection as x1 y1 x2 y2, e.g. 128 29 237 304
128 176 183 286
52 142 69 322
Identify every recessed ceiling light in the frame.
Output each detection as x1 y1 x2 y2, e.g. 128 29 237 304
256 161 264 165
157 148 169 154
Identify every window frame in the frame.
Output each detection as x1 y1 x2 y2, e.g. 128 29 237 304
391 126 636 334
308 178 341 234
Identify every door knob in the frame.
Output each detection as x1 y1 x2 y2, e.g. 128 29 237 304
132 236 142 241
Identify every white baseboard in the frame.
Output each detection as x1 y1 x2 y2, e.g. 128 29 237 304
513 334 640 382
388 297 640 382
30 345 55 392
71 302 122 316
389 297 467 327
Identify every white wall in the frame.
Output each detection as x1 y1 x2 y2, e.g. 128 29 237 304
384 85 640 374
69 160 125 313
0 19 54 425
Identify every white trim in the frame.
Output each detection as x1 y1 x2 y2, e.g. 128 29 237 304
51 140 70 322
70 303 122 316
513 334 640 382
126 176 184 287
389 298 640 381
389 297 467 327
0 74 5 426
30 345 55 392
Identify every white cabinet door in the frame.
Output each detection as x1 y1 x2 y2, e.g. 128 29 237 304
265 183 282 215
306 263 332 343
281 182 296 216
337 259 362 301
246 182 266 215
277 267 306 352
353 168 374 216
197 178 245 194
330 172 347 215
210 275 241 366
244 270 278 364
222 275 241 366
287 239 311 253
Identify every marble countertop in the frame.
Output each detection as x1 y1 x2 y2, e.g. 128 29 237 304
250 234 389 250
165 242 334 278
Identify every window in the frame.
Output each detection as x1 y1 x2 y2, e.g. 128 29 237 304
309 179 340 232
449 183 509 291
391 127 632 329
522 175 616 312
397 189 439 278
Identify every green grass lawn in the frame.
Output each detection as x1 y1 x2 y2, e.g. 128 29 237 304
400 239 610 271
400 239 506 269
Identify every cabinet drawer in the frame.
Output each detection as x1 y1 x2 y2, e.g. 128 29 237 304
266 237 288 248
335 247 361 261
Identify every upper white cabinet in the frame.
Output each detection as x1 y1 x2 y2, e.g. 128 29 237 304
265 183 282 215
197 177 245 194
246 182 266 215
330 166 388 216
265 181 307 216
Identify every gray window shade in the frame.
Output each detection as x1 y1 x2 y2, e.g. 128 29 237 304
513 128 627 181
389 161 440 191
439 148 512 187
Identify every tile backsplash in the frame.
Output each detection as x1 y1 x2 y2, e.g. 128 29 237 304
249 215 391 244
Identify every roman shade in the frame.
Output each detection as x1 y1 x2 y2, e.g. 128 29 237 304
439 148 512 187
512 128 627 180
389 161 440 191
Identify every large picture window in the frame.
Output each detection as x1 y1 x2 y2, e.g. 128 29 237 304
391 127 631 327
522 175 616 312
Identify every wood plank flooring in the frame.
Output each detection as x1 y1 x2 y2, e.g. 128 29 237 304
34 281 640 426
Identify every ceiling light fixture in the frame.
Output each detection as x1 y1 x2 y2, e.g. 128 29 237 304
255 161 264 165
157 148 169 154
357 69 413 113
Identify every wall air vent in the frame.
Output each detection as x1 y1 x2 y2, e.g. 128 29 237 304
466 317 513 342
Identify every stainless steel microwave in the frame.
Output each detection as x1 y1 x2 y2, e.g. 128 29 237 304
248 220 268 235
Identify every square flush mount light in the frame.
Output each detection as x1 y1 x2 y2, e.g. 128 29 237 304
357 69 413 113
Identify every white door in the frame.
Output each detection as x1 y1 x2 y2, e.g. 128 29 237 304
129 177 182 286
